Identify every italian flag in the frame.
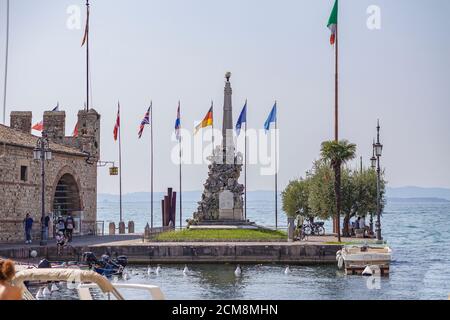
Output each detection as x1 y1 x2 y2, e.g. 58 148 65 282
327 0 338 45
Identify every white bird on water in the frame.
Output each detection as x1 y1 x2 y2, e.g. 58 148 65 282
156 265 162 275
284 266 291 275
147 266 153 276
35 288 44 300
235 265 242 277
51 283 59 292
123 271 130 281
183 265 189 276
42 286 51 296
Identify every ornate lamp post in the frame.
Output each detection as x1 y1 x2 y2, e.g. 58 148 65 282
33 131 52 246
372 120 383 241
370 140 377 235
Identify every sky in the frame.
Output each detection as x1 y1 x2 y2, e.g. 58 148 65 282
0 0 449 194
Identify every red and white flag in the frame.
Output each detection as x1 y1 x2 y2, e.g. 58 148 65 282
113 103 120 141
72 122 79 137
32 121 44 132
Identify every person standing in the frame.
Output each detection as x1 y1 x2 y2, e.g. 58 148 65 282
23 213 33 244
65 214 75 243
41 214 50 241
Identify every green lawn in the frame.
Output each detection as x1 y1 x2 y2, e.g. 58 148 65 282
154 228 287 242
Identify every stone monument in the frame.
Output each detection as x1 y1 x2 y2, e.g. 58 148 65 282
193 72 246 224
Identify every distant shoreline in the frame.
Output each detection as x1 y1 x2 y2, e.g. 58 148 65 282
388 197 450 203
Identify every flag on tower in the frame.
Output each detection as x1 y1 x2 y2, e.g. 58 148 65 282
195 105 213 134
175 101 181 141
138 104 151 139
327 0 338 45
113 103 120 141
32 103 60 132
73 122 79 137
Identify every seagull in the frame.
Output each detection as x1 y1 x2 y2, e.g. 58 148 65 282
235 265 242 277
147 266 153 276
284 266 291 275
123 272 130 281
183 265 189 276
156 265 162 275
51 283 60 292
35 288 44 300
42 286 51 296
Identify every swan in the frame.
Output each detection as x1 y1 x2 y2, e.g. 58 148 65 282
284 266 291 275
235 265 242 277
183 265 189 276
156 265 162 275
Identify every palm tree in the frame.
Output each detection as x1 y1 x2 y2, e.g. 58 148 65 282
320 140 356 242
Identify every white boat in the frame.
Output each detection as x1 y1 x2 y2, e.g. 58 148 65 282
336 244 392 276
13 268 165 300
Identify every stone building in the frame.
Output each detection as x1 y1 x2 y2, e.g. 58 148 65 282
0 109 100 242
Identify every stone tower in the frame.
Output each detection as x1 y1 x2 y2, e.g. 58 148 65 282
193 73 245 223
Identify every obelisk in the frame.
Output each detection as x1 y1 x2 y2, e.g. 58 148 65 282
222 72 234 162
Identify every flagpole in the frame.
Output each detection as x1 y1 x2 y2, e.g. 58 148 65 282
179 131 183 229
150 102 154 229
335 24 339 142
244 115 247 221
333 21 339 234
275 102 278 230
2 0 10 124
119 104 123 223
211 100 215 157
86 0 90 111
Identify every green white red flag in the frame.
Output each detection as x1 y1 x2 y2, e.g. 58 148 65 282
327 0 338 45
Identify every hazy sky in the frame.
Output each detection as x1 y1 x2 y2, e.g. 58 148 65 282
1 0 449 194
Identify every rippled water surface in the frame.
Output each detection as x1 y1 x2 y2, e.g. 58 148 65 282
33 197 450 300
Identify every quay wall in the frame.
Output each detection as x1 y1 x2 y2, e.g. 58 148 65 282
1 243 341 265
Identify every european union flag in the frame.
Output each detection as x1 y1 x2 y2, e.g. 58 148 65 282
264 102 277 132
236 100 247 136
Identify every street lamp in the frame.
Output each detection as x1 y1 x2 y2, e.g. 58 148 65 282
370 141 377 169
373 120 383 241
34 131 52 246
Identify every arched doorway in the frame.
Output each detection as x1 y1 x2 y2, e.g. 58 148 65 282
53 173 81 217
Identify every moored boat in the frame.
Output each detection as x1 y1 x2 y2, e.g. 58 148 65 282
336 244 392 276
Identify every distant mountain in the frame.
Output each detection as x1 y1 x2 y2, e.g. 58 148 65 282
386 187 450 201
98 187 450 203
388 197 450 203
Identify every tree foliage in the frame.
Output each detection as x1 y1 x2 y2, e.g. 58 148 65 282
282 149 387 238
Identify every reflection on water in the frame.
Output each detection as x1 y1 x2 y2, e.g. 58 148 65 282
29 200 450 300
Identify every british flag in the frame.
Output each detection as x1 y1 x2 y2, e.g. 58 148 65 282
138 104 151 139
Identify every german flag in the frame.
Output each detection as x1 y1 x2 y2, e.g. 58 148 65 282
195 106 213 134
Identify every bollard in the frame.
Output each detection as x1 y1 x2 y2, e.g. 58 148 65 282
118 222 126 235
128 221 135 234
109 222 116 235
144 223 151 241
287 218 295 242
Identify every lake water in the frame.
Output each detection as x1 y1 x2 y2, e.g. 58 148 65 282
34 195 450 300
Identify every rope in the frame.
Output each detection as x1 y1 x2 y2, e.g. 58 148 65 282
2 0 10 124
